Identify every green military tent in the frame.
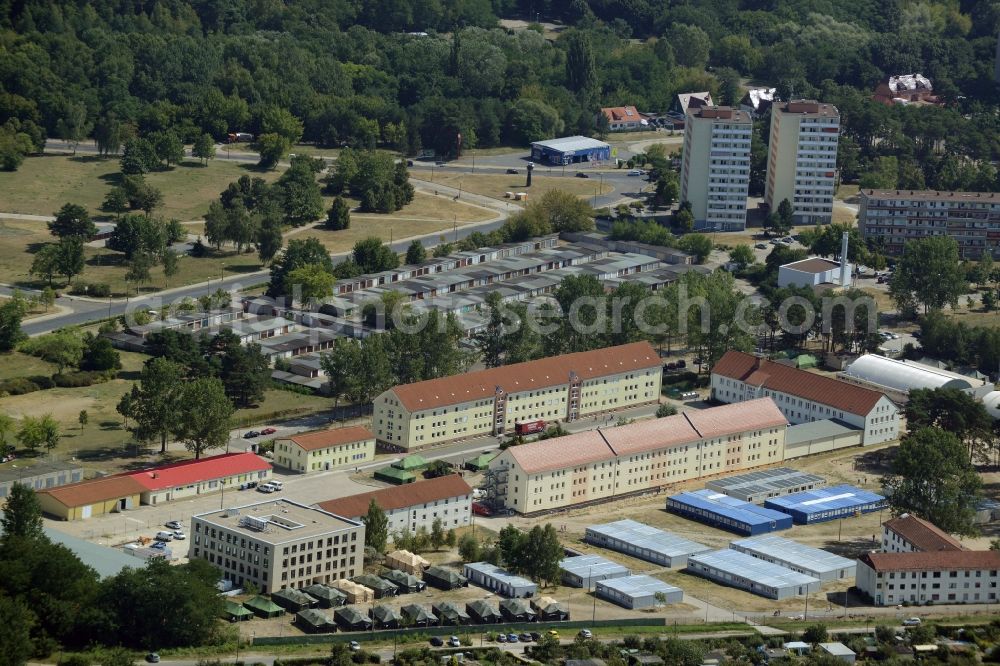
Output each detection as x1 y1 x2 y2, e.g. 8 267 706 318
371 604 402 629
222 600 254 622
464 452 497 471
354 573 399 598
382 569 425 593
400 603 436 627
302 584 347 608
432 601 470 626
392 454 428 471
296 608 335 633
374 466 416 485
244 595 285 618
335 605 373 631
271 587 317 612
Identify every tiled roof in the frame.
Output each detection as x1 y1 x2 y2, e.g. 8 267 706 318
127 452 271 491
316 474 471 519
286 425 375 451
501 398 787 474
37 475 146 508
505 430 613 475
859 550 1000 572
390 342 660 412
602 106 641 122
712 351 884 416
883 514 965 552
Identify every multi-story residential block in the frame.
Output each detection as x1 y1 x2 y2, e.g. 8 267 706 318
189 499 364 594
882 514 965 554
710 351 899 445
858 189 1000 259
372 342 662 451
316 474 472 534
273 426 375 473
488 398 789 515
764 100 840 224
856 550 1000 606
680 106 752 231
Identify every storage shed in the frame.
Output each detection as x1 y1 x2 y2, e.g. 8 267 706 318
424 565 468 590
334 606 373 631
595 575 683 610
686 550 821 599
296 608 334 633
585 519 711 567
729 535 856 581
499 598 536 622
463 562 538 598
763 484 886 524
467 599 502 624
666 490 794 535
560 554 630 589
705 468 827 503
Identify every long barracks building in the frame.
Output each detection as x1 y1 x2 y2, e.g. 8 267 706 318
372 342 663 451
487 398 789 515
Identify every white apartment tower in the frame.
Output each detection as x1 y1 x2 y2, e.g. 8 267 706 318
764 100 840 224
680 106 752 231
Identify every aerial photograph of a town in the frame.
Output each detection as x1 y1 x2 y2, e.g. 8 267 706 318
2 2 1000 666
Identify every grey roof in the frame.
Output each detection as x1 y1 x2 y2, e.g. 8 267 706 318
44 527 137 579
531 136 610 152
596 574 681 599
371 605 402 622
820 643 856 657
687 550 820 589
706 467 827 496
586 519 711 561
0 459 82 484
465 561 536 589
730 535 856 576
784 420 860 446
560 554 630 578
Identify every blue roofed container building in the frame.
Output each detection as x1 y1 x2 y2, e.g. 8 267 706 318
763 484 887 524
530 136 612 165
666 489 793 535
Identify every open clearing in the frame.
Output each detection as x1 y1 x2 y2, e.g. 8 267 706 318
0 154 282 221
418 173 612 201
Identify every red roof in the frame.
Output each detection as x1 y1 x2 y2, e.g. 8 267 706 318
317 474 471 519
602 106 642 123
859 550 1000 572
38 475 147 508
285 425 375 452
883 514 965 552
506 430 614 475
712 351 885 416
126 452 271 491
391 342 660 412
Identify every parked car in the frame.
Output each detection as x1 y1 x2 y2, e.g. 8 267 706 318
146 654 160 663
435 161 445 166
519 633 533 642
507 633 519 643
449 636 461 647
260 427 277 435
676 359 686 368
496 634 507 643
755 243 767 249
154 531 174 542
903 617 922 626
243 430 260 439
349 641 361 651
627 169 643 176
578 629 593 639
149 541 167 550
530 632 541 641
548 630 560 639
506 168 518 174
663 362 677 371
430 636 444 647
472 502 493 517
406 160 414 166
239 481 258 490
257 484 275 494
165 520 182 530
172 531 186 540
575 172 589 178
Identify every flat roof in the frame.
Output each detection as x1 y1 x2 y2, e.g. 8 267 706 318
820 643 856 657
193 499 360 543
531 136 610 152
781 257 842 274
774 100 839 118
730 535 856 576
0 459 81 483
668 489 794 526
44 526 138 578
586 519 711 560
707 467 826 496
785 420 860 446
688 549 820 589
560 554 630 578
596 574 681 598
764 484 885 515
464 562 536 588
861 189 1000 204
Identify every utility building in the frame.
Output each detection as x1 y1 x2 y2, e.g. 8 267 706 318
687 549 821 599
463 562 538 598
705 467 826 503
763 484 886 524
730 535 856 582
595 575 683 610
560 554 630 589
530 136 611 165
680 106 752 231
585 519 711 568
666 489 794 535
764 100 840 224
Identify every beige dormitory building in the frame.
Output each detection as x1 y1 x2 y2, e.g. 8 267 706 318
189 499 364 594
272 425 375 473
488 398 789 515
372 342 663 451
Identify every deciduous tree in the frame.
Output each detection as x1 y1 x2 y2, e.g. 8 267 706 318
363 499 388 554
172 377 234 459
49 203 97 240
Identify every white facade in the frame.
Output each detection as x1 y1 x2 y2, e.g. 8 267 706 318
857 552 1000 606
777 258 852 289
680 107 752 231
839 354 983 405
765 100 840 224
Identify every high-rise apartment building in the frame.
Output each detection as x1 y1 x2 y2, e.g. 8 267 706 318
764 100 840 224
679 106 752 231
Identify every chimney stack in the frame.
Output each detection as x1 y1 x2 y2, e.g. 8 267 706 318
840 231 850 288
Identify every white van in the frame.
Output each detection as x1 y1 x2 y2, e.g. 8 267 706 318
267 480 283 491
155 531 174 542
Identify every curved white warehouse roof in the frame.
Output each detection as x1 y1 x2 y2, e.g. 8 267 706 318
981 391 1000 419
842 354 975 394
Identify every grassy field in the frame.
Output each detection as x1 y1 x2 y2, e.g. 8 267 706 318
416 173 613 201
0 154 282 221
836 184 860 201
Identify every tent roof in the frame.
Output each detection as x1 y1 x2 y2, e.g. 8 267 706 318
401 604 435 621
375 466 416 482
372 605 402 621
244 596 284 613
224 600 254 617
393 454 429 470
354 574 397 591
335 606 371 623
467 599 500 616
273 588 316 604
297 608 333 627
302 584 347 602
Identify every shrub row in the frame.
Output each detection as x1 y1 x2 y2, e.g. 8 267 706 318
0 375 55 396
52 371 113 388
69 282 112 297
